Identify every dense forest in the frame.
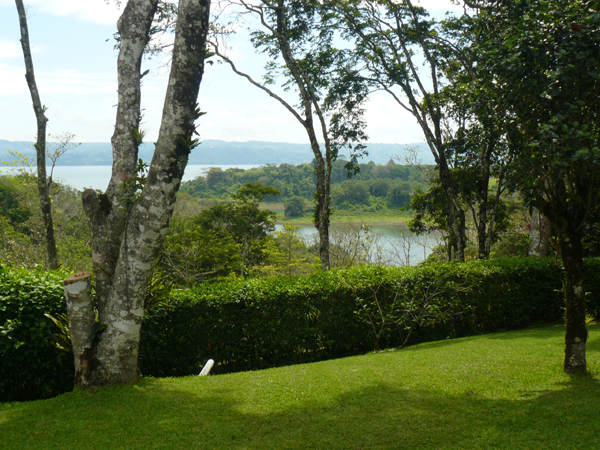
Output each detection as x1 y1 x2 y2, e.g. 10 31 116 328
180 159 429 215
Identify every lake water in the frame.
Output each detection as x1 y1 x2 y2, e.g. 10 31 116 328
41 164 259 191
274 223 440 266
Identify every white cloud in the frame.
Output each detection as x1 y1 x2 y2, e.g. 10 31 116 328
0 63 28 95
415 0 461 10
0 41 22 59
199 97 308 143
364 93 425 144
0 62 118 141
0 0 121 25
40 69 115 95
49 102 117 141
0 62 115 96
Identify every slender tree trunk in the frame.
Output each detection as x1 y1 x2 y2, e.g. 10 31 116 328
83 0 159 318
77 0 211 386
310 137 331 270
485 176 505 256
558 220 587 373
334 0 468 261
528 207 552 257
438 162 466 261
274 1 331 269
15 0 58 269
476 211 487 259
476 144 492 259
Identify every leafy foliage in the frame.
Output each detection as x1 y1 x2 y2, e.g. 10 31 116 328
0 179 31 231
140 258 600 378
409 175 510 258
160 222 242 286
180 160 427 210
478 0 600 222
254 223 319 277
284 196 307 218
4 258 600 400
161 183 281 281
0 174 91 270
473 0 600 371
0 266 73 402
118 158 149 209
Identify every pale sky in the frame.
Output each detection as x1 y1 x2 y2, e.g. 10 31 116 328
0 0 461 145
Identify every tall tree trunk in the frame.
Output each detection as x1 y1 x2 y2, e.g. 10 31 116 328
77 0 211 386
476 143 492 259
437 162 466 261
485 173 506 257
307 129 331 270
334 0 468 262
83 0 159 320
15 0 58 269
313 150 331 270
558 220 587 373
528 207 552 257
476 209 487 259
274 1 332 269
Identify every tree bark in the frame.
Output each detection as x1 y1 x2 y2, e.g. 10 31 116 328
83 0 159 320
475 143 492 259
78 0 211 386
476 201 488 259
437 162 466 261
528 207 552 257
64 272 96 387
15 0 58 269
558 219 587 373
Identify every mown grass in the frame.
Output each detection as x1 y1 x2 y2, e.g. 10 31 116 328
2 324 600 449
266 202 413 225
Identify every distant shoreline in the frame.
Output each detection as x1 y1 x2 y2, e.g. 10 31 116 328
0 139 435 166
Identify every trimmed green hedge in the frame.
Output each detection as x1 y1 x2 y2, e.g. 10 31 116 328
0 266 73 403
2 258 599 403
140 258 600 377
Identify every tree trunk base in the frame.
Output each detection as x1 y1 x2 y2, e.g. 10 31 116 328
564 341 587 374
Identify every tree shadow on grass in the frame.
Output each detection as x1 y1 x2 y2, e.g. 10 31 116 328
2 373 600 450
478 323 567 341
585 329 600 353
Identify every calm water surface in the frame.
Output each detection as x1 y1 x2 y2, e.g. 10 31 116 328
274 223 440 266
46 164 258 191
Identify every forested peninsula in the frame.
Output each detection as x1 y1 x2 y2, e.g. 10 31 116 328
179 158 429 222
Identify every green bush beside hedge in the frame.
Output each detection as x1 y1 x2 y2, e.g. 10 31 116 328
2 258 599 403
0 266 73 403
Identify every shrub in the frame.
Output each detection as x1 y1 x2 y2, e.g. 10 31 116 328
3 258 600 402
284 196 307 217
0 266 73 403
140 258 600 378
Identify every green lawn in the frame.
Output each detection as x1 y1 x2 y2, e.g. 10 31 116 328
267 205 413 226
2 324 600 449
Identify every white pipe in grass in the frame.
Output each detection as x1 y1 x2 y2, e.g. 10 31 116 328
199 359 214 376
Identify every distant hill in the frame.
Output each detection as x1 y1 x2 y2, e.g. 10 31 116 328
0 139 435 166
